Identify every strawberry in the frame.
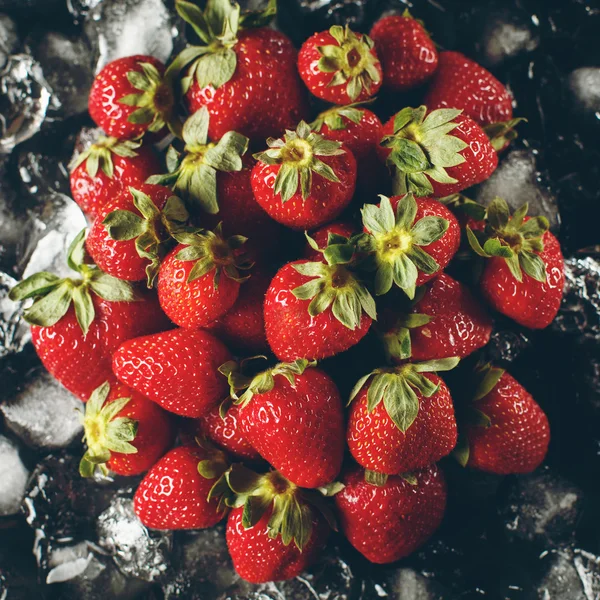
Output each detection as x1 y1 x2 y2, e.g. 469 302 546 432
220 358 344 488
134 443 230 529
86 184 189 286
358 194 460 298
264 240 376 361
347 358 459 476
298 25 382 104
196 399 261 462
466 198 564 329
225 465 333 583
157 225 252 329
88 55 178 141
70 136 161 218
207 267 271 354
113 327 232 418
79 381 175 477
334 464 447 564
379 106 498 197
252 121 357 230
303 222 357 261
171 0 308 142
9 230 169 401
369 11 438 92
381 273 493 362
454 364 550 474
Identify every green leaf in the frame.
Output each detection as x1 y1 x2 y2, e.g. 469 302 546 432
195 49 237 90
175 0 213 43
378 195 397 232
392 253 418 293
474 366 505 401
404 171 434 197
407 245 440 276
383 376 420 432
411 216 448 246
239 0 277 28
466 226 490 257
23 281 74 329
103 210 146 241
311 158 340 184
453 434 470 467
472 408 492 428
182 106 210 147
203 131 248 172
67 229 87 272
187 163 219 214
292 278 323 300
487 197 510 231
520 250 548 283
131 188 160 220
395 193 417 230
128 107 154 125
274 163 299 202
504 253 523 282
72 286 95 335
374 262 394 296
482 238 513 259
389 138 430 173
384 327 412 361
9 272 61 301
421 108 462 132
89 273 137 302
364 470 388 486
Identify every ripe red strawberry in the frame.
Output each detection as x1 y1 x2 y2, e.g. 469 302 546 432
157 226 252 329
381 272 493 362
207 267 271 354
359 194 460 298
347 358 459 475
454 364 550 474
79 381 175 477
226 466 332 583
379 106 498 197
134 443 230 529
304 222 357 261
264 243 376 361
334 464 447 564
196 400 261 463
88 55 178 141
9 230 169 401
466 198 564 329
369 11 438 91
298 25 382 104
70 136 161 218
220 359 345 488
252 121 357 230
113 327 232 418
86 184 188 286
172 0 308 142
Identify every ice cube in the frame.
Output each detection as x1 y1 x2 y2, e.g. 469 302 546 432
0 434 29 516
0 270 30 358
567 68 600 133
67 0 104 24
537 548 600 600
0 13 19 69
84 0 177 74
0 365 84 450
390 567 452 600
482 320 534 364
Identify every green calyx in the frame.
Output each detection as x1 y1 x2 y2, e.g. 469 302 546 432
310 100 370 132
316 25 381 102
364 470 417 487
380 106 468 196
466 197 549 283
253 121 346 203
167 0 276 93
225 464 338 551
293 233 377 331
147 107 248 215
119 61 180 138
358 194 449 299
483 118 526 152
382 311 432 361
219 356 315 408
349 357 460 433
79 381 138 478
196 437 234 512
172 223 252 286
9 230 138 335
70 136 140 179
439 193 487 221
103 188 190 287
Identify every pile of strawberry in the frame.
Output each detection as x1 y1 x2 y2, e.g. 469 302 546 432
9 0 565 585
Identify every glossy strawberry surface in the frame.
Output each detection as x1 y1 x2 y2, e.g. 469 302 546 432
31 291 170 401
264 261 372 361
134 445 226 529
186 28 308 143
335 464 447 564
304 221 357 261
112 328 232 418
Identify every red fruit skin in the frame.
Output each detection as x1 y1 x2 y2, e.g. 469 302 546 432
369 15 438 91
227 506 329 583
196 403 261 462
379 113 498 197
298 30 383 104
86 183 172 281
347 374 457 474
335 464 447 564
31 291 170 401
70 145 161 219
207 268 270 354
264 261 372 362
425 51 513 127
480 228 564 329
465 372 550 474
304 221 357 261
105 382 175 476
157 244 240 328
408 273 493 361
134 445 226 530
88 55 166 140
251 147 357 230
186 29 309 142
112 328 232 418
